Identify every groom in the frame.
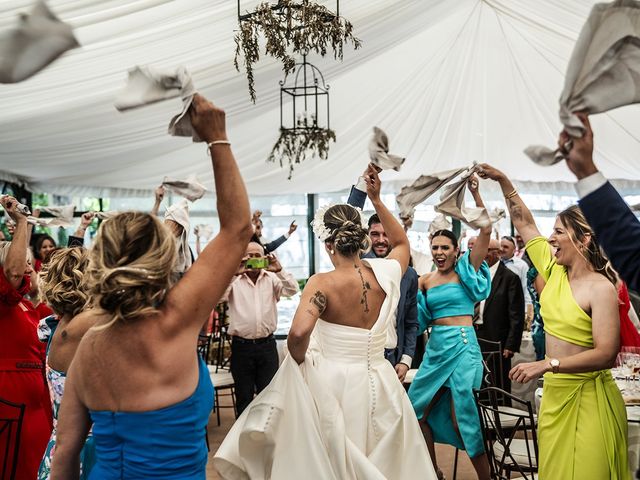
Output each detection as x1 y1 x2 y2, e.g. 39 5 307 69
348 181 419 382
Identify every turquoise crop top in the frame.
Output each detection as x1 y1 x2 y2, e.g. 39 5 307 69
417 251 491 333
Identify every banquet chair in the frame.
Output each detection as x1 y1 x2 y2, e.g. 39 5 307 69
0 397 25 480
197 333 212 364
474 387 538 480
209 366 237 426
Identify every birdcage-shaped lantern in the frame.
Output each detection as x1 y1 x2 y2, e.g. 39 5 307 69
279 55 330 133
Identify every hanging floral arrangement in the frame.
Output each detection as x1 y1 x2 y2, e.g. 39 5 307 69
234 0 361 102
268 127 336 179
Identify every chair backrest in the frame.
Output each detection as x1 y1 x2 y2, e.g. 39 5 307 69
477 337 503 389
0 397 25 480
474 387 538 480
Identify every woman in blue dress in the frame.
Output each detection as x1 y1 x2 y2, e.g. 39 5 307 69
49 95 254 480
409 176 492 480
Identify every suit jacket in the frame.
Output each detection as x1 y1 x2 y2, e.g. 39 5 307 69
478 262 525 352
579 181 640 292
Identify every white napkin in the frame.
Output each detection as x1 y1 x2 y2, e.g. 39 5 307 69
0 1 79 84
194 224 214 241
428 214 452 235
161 174 207 202
435 168 492 229
368 127 405 171
164 199 192 273
26 204 76 227
396 165 493 230
114 65 201 142
396 167 467 221
525 0 640 165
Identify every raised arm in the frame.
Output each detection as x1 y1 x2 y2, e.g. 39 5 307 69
478 164 542 244
151 186 165 216
1 196 29 289
364 165 410 274
163 95 253 333
468 175 492 271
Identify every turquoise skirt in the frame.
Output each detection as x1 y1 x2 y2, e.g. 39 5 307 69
408 325 485 458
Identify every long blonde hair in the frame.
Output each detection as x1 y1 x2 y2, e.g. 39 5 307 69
557 205 617 285
39 247 88 317
86 212 177 330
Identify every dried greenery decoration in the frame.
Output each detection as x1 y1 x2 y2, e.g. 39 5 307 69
268 127 336 179
234 0 362 102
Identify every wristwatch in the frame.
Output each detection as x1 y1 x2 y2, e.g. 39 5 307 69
549 358 560 374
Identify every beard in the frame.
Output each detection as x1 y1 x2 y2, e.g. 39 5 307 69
372 243 391 258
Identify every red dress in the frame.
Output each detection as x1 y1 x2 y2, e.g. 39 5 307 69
618 282 640 349
0 269 52 480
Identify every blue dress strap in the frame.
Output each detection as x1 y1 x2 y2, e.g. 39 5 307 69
454 251 491 302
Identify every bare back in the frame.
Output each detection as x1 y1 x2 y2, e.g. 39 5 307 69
71 309 201 413
316 261 387 330
47 311 96 374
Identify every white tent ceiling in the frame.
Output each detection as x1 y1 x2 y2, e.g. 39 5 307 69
1 0 640 197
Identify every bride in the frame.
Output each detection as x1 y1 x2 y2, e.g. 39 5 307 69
214 166 437 479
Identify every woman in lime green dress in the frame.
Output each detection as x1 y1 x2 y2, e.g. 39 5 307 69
479 164 629 480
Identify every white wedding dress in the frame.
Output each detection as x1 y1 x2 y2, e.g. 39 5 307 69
213 258 437 479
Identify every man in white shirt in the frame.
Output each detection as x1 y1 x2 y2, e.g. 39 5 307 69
223 242 299 415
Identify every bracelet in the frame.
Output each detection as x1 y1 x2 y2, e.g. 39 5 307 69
504 189 519 199
207 140 231 154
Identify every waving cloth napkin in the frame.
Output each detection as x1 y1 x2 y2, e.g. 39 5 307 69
0 1 79 84
525 0 640 165
435 168 492 229
114 66 201 142
396 165 493 229
428 214 452 235
161 174 207 202
164 199 192 274
396 167 467 221
369 127 405 171
25 205 76 227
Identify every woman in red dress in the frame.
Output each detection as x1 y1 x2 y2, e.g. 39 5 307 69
0 196 52 480
618 281 640 350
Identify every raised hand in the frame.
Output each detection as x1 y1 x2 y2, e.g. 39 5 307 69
0 196 27 223
364 164 381 201
266 253 282 273
189 94 228 144
288 221 298 235
559 113 598 180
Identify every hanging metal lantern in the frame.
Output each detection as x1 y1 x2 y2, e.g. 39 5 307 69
268 54 335 179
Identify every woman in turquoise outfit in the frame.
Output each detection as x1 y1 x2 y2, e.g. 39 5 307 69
50 95 254 480
409 176 492 480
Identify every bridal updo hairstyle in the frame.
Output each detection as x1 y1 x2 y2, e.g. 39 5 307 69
323 204 371 256
86 212 177 330
39 247 89 318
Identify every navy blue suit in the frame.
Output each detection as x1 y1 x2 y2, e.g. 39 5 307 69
579 181 640 292
349 185 418 366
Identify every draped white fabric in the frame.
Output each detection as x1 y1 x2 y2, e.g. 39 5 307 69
1 0 640 197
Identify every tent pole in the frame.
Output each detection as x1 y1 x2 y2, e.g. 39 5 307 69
307 193 316 276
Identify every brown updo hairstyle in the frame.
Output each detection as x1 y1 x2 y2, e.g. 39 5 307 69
557 205 617 285
86 212 177 330
323 204 371 256
39 247 89 318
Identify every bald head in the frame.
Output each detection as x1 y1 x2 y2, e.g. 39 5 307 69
467 236 478 251
246 242 265 257
486 238 501 266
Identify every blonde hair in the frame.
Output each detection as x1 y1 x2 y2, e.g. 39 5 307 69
86 212 177 330
557 205 617 285
323 204 371 256
39 247 89 317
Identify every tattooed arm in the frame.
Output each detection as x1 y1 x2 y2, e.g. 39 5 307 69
288 275 327 364
477 164 542 244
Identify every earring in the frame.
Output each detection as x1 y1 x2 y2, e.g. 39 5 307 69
330 249 335 255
